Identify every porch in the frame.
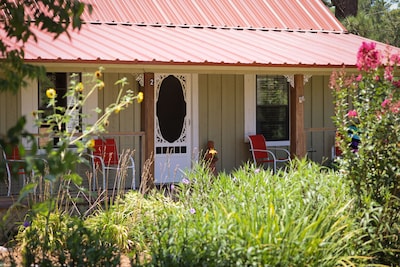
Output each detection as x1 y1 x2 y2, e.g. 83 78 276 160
0 132 146 199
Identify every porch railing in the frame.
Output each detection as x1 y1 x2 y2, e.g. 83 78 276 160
0 131 145 197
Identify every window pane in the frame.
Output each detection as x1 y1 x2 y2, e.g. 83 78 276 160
256 75 289 141
38 73 82 146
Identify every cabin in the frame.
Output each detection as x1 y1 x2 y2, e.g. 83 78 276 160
2 0 400 195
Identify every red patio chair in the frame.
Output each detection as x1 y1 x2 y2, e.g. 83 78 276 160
2 145 28 196
90 138 135 190
248 134 291 173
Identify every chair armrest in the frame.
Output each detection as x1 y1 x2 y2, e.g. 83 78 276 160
250 148 277 161
268 147 291 160
86 153 106 169
118 154 135 169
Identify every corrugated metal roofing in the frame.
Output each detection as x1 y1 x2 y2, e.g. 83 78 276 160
3 0 400 68
83 0 346 32
19 23 400 68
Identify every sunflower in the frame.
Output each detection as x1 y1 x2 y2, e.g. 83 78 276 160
87 139 95 149
95 70 102 78
46 88 57 99
75 82 84 92
137 92 144 103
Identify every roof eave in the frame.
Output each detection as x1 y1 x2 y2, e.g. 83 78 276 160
25 59 357 75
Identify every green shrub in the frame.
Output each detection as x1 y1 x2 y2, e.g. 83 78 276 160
331 42 400 265
5 69 144 266
130 160 362 266
17 212 120 266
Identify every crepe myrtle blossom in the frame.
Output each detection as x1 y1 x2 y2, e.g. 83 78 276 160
384 65 394 81
347 110 358 118
356 42 382 72
382 98 391 108
390 100 400 114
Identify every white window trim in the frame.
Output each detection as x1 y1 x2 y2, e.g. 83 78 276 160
244 74 290 147
244 74 256 142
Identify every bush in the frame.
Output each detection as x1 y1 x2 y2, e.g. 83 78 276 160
331 42 400 265
128 160 362 266
17 212 120 266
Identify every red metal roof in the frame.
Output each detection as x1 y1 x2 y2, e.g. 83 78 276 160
20 23 400 68
3 0 400 68
83 0 346 32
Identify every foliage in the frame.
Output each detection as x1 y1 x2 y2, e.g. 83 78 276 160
0 0 92 93
6 69 143 265
325 0 400 47
115 160 362 266
330 41 400 265
84 192 182 264
17 212 120 266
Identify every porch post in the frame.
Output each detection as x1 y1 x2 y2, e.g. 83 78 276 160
141 73 155 187
290 74 306 158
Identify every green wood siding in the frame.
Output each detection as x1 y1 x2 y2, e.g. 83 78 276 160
199 74 247 173
98 72 142 187
304 75 336 164
0 90 21 135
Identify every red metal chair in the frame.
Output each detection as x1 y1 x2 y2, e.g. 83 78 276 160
248 134 291 173
2 145 27 196
91 138 135 190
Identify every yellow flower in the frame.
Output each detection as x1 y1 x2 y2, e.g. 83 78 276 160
115 106 121 114
97 81 105 90
46 88 56 99
75 82 84 92
137 92 144 103
87 139 95 149
95 70 102 78
209 148 218 155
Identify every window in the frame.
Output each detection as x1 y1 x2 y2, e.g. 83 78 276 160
38 73 82 145
256 75 289 141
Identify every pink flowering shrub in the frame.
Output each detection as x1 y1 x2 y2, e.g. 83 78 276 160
331 42 400 265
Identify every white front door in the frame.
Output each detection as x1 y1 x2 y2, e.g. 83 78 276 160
154 74 191 184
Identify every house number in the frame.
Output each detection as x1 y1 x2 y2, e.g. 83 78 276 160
150 79 154 86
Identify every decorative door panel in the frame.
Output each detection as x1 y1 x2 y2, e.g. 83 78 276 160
154 74 191 184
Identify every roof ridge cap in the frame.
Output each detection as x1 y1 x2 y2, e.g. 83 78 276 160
83 21 348 33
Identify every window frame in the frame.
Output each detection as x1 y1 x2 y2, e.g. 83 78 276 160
244 74 290 146
38 72 83 146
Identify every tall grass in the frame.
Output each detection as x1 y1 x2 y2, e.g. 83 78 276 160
14 159 369 266
123 159 366 266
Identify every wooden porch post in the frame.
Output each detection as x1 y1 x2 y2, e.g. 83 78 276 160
141 72 155 188
290 74 306 158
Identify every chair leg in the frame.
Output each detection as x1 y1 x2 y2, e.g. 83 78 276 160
91 160 99 191
5 164 11 197
131 168 135 189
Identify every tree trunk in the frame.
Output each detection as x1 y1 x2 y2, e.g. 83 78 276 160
332 0 358 19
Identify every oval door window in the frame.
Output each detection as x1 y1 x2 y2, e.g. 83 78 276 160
157 75 187 143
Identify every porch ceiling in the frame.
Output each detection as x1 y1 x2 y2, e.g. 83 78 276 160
14 23 400 69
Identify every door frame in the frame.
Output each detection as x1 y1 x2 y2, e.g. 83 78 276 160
153 73 199 184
